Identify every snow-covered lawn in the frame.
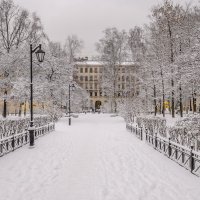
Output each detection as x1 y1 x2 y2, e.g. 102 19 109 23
0 114 200 200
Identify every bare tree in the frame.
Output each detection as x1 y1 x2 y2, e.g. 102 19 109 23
64 35 83 64
96 27 127 112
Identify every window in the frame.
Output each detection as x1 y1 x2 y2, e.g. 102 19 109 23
90 92 93 97
126 76 129 81
122 68 125 73
99 68 103 73
80 68 83 73
90 84 93 89
122 84 125 89
95 83 97 89
80 76 83 81
95 68 98 73
85 83 88 89
118 84 120 89
90 76 93 81
95 92 97 96
100 92 102 96
118 76 120 81
85 68 88 73
90 68 93 73
122 76 125 81
85 76 88 81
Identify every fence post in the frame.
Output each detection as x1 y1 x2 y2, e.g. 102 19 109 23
190 146 195 173
152 132 154 145
145 128 148 141
25 130 28 143
0 142 2 155
12 136 15 151
168 138 172 157
182 148 185 164
155 132 157 149
140 127 143 140
149 131 151 143
136 125 138 136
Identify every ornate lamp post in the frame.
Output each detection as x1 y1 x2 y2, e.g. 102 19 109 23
2 90 7 118
68 83 75 126
29 44 45 147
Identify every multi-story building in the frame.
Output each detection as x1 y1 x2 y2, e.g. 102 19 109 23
73 59 139 111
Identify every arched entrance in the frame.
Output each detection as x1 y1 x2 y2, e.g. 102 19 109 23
95 101 101 111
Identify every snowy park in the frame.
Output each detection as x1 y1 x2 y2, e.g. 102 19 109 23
0 114 200 200
0 0 200 199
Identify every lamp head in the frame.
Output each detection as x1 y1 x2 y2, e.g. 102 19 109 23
35 46 45 63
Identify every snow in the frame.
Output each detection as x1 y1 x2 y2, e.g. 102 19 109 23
0 114 200 200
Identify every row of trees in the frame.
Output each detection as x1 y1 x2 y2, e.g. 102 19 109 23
96 0 200 118
0 0 88 118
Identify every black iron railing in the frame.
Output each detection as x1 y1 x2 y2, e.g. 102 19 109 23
0 123 55 157
126 123 200 177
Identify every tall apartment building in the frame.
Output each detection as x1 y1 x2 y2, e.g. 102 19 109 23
73 60 139 111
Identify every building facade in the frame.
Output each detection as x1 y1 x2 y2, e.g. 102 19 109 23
73 60 139 111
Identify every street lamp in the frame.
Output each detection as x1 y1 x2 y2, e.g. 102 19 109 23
68 83 75 126
29 44 45 147
2 90 7 118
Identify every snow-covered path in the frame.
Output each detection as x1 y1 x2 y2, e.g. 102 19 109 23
0 114 200 200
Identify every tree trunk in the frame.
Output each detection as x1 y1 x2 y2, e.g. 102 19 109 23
160 66 165 117
18 103 22 117
154 84 157 116
193 92 197 113
24 101 26 116
179 84 183 117
190 98 192 111
167 20 175 118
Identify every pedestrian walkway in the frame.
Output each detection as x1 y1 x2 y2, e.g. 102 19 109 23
0 114 200 200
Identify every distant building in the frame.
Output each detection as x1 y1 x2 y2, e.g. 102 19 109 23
73 60 139 111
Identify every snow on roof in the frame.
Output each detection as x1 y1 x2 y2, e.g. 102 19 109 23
75 61 136 66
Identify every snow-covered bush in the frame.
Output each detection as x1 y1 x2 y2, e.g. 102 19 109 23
118 97 144 123
168 114 200 149
136 116 167 137
0 115 53 139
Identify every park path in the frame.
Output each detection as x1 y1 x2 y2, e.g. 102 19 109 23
0 114 200 200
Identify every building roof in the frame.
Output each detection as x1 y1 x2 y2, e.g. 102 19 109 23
75 60 136 66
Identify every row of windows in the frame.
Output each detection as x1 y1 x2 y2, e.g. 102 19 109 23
79 75 101 81
80 67 102 73
79 75 135 82
89 91 103 97
80 83 99 90
88 91 139 97
79 66 135 74
118 76 135 82
79 82 135 90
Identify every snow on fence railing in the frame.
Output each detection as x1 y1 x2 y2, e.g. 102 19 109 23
0 122 55 157
126 123 200 177
0 115 53 140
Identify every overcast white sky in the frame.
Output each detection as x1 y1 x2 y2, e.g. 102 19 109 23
15 0 198 57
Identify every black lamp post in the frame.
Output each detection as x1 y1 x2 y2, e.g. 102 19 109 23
29 44 45 147
3 90 7 118
68 83 75 126
2 90 7 118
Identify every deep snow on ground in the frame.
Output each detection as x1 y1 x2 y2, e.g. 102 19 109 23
0 114 200 200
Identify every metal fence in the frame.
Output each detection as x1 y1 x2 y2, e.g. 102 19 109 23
0 123 55 157
126 123 200 177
